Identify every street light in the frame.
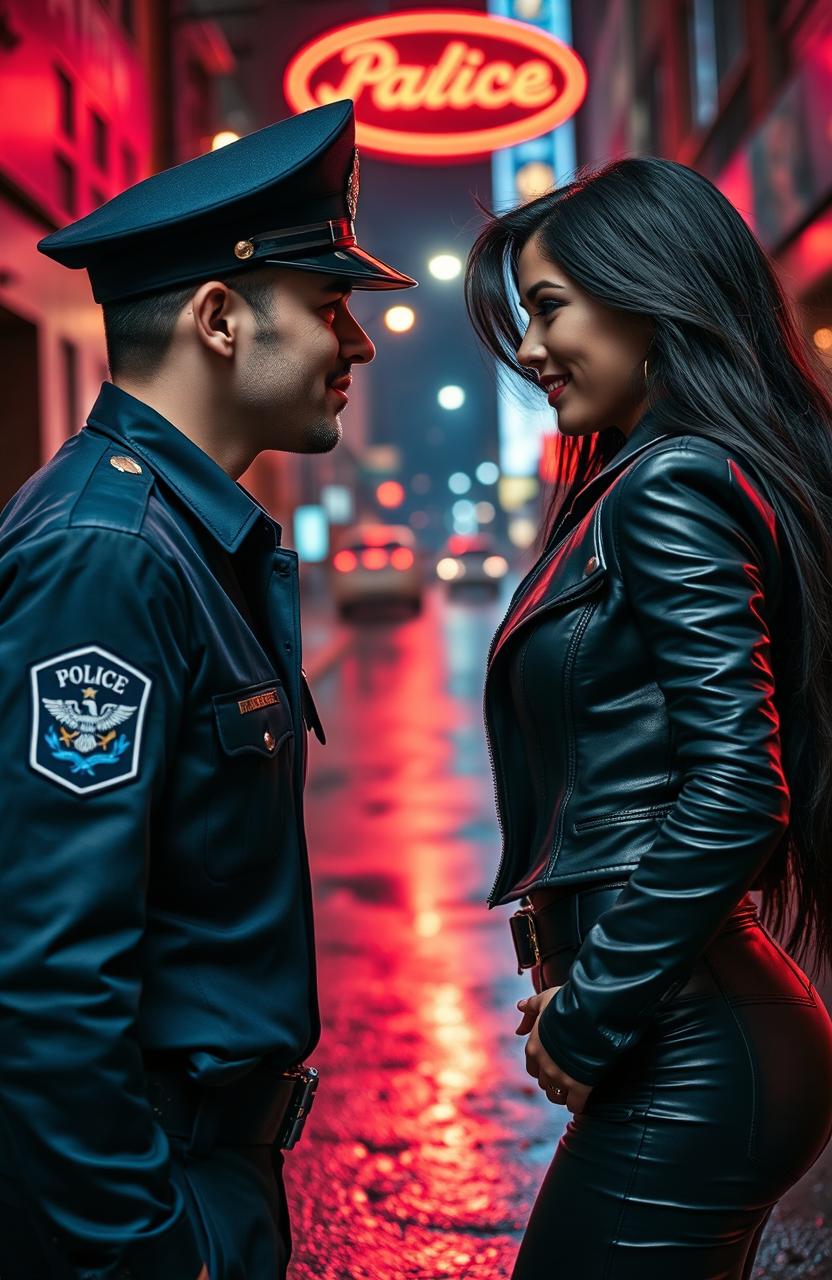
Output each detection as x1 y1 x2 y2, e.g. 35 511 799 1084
476 461 500 485
428 254 462 281
385 305 416 333
448 472 471 494
376 480 406 508
438 385 465 410
515 161 556 202
211 131 240 150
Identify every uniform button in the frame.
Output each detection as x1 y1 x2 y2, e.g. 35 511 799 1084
583 555 599 575
109 454 142 474
263 730 276 751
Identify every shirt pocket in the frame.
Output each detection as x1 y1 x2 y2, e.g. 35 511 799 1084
206 680 294 882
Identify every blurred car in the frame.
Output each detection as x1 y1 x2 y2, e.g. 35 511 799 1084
436 534 509 595
331 523 423 619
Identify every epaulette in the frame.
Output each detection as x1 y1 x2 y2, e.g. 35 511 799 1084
69 444 153 535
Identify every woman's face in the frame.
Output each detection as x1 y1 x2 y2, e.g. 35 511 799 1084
515 234 654 438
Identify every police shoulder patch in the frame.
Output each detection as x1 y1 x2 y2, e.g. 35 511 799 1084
30 646 152 795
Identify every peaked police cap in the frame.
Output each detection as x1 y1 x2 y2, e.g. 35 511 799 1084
38 100 416 303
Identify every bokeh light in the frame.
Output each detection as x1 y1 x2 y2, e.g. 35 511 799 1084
814 327 832 351
515 160 556 202
438 385 465 410
436 557 461 580
475 501 496 524
448 472 471 494
508 516 537 548
211 130 240 150
483 555 509 578
475 461 500 485
428 253 462 281
385 305 416 333
376 480 405 508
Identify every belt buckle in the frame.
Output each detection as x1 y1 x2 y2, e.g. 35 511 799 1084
509 907 541 975
276 1065 319 1150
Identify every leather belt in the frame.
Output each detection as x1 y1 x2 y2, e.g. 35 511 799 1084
144 1061 319 1156
510 884 761 1000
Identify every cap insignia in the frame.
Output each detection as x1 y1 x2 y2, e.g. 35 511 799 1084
347 149 360 221
234 239 255 260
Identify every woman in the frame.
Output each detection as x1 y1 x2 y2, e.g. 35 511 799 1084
465 156 832 1279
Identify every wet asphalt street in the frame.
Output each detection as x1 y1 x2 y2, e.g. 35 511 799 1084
285 585 832 1280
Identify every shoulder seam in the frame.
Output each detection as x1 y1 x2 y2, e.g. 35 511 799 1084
5 524 186 606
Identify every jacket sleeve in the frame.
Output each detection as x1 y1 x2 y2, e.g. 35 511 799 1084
0 527 203 1280
537 442 790 1086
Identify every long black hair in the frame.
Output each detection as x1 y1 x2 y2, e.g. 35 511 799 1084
465 156 832 975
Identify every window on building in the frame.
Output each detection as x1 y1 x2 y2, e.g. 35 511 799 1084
121 141 137 187
56 67 74 138
645 58 664 153
698 77 751 177
90 109 109 171
60 338 79 439
713 0 745 82
55 153 77 215
685 0 746 131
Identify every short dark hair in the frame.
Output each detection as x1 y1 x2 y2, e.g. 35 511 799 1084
102 267 276 380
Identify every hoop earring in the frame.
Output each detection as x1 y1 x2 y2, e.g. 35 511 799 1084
643 357 649 382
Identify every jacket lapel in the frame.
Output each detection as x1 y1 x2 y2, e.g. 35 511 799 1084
489 413 675 668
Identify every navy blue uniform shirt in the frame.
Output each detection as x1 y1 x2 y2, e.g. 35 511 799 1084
0 382 321 1278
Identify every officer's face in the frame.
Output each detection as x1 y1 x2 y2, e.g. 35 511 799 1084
238 268 375 455
514 235 654 439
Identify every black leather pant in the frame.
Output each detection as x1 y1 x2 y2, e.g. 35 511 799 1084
513 885 832 1279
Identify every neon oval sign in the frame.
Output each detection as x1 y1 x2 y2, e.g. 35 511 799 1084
284 10 588 162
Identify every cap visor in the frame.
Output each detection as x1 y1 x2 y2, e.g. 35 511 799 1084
262 243 416 290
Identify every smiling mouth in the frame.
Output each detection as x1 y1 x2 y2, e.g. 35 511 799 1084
542 373 571 403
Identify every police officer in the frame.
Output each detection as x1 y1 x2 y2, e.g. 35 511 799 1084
0 100 415 1280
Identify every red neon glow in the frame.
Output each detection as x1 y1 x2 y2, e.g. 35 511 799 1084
284 10 588 162
390 547 415 570
376 480 406 508
333 549 358 573
361 548 390 569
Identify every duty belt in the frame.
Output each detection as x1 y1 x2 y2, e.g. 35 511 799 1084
144 1060 319 1157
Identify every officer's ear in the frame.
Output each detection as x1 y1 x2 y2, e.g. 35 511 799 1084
188 280 238 361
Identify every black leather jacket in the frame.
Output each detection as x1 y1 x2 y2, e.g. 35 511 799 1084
484 408 791 1084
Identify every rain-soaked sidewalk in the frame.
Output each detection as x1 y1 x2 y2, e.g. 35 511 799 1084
287 590 832 1280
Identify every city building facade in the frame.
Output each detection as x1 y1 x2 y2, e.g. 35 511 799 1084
571 0 832 362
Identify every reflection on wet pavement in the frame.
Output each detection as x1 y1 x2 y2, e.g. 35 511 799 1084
286 584 832 1279
286 587 565 1279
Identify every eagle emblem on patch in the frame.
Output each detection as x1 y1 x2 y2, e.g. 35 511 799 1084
347 148 360 221
29 646 152 795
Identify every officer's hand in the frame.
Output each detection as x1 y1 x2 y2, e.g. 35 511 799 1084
516 988 594 1115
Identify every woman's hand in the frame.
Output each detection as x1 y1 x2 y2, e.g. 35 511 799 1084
516 988 594 1115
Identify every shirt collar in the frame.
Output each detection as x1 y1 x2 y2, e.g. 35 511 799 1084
86 382 281 552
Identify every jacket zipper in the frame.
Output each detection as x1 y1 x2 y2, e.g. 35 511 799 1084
483 511 603 908
484 431 679 904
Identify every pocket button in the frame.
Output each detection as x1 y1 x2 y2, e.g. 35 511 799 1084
263 730 276 751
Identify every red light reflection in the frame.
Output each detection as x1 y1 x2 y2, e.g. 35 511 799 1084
333 549 358 573
360 547 390 570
